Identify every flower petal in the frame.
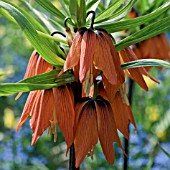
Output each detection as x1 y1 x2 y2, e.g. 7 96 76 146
119 48 148 90
35 56 52 75
53 85 75 148
74 100 98 168
95 96 123 164
124 47 159 84
63 32 82 72
16 90 40 131
103 32 125 84
102 75 121 101
79 30 96 82
15 51 39 100
110 92 136 139
31 89 54 145
93 33 117 85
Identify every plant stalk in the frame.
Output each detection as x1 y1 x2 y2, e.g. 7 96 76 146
123 78 134 170
69 82 81 170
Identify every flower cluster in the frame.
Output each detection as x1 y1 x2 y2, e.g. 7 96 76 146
17 13 161 168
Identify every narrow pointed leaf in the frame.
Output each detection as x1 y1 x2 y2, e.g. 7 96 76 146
0 1 65 66
0 70 75 96
69 0 78 23
95 2 170 32
116 16 170 51
34 0 65 23
86 0 100 12
96 0 135 23
95 0 125 22
77 0 86 26
121 59 170 70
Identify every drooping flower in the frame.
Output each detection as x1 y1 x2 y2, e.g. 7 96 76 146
133 34 170 70
16 50 75 147
17 85 75 147
15 50 52 100
97 82 136 139
74 96 125 167
62 28 125 96
119 47 159 91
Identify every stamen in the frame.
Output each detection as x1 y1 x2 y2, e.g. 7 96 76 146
48 106 58 142
87 145 96 160
86 11 96 30
120 83 130 105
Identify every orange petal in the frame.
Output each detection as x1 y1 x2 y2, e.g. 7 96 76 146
79 30 96 82
103 32 125 84
110 92 136 139
74 100 98 168
16 90 40 131
93 33 117 85
95 97 123 164
15 51 39 100
102 75 121 101
124 47 159 84
159 34 170 60
63 31 83 72
53 85 75 148
35 56 52 75
74 98 90 135
119 48 148 90
24 50 40 78
31 89 54 145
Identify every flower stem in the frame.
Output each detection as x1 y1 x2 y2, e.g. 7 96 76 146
123 78 134 170
69 144 79 170
69 82 82 170
86 11 95 30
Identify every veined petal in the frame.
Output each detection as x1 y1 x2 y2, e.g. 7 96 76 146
102 32 125 84
74 100 98 168
102 75 121 101
95 96 123 164
124 47 159 84
35 56 52 75
119 48 148 91
16 90 40 131
74 98 91 135
53 85 75 148
63 32 82 72
31 89 54 145
79 30 96 82
15 51 39 100
93 33 117 85
110 92 136 139
24 50 39 78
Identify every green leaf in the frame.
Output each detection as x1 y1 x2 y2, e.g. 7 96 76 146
0 1 65 67
96 0 136 23
0 70 75 96
77 0 86 27
95 2 170 32
69 0 78 24
3 0 48 33
115 16 170 51
34 0 65 24
86 0 100 12
121 59 170 70
58 0 70 16
95 0 125 22
69 0 86 27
